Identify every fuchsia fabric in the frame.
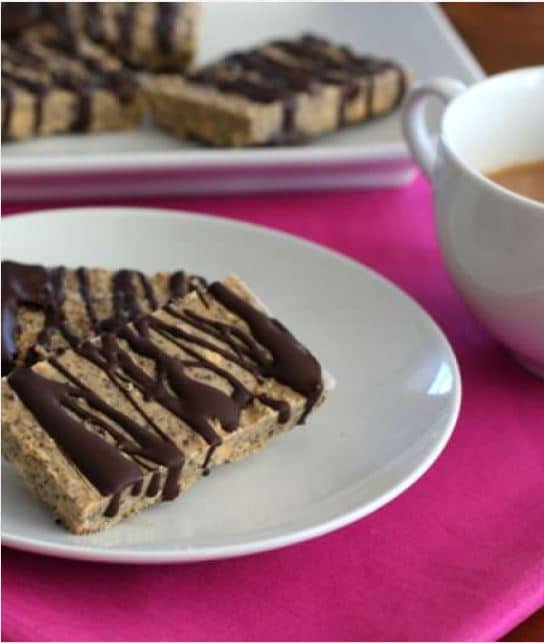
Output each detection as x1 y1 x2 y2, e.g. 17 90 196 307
2 175 544 642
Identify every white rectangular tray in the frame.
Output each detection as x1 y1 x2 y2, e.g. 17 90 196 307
1 3 484 200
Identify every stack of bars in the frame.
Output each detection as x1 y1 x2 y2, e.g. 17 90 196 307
2 262 329 534
1 2 201 141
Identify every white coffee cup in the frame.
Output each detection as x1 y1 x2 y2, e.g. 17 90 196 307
402 67 544 377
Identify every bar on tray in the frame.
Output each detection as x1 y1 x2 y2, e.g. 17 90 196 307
147 33 408 146
1 39 143 141
15 2 202 72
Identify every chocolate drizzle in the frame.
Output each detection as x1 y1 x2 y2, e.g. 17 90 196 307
2 44 55 134
32 266 80 356
1 261 206 374
2 261 72 374
76 267 98 330
209 282 323 420
1 64 50 134
85 3 104 43
50 2 79 51
257 394 290 424
1 82 14 140
9 366 143 510
169 271 191 299
100 270 143 332
118 4 136 59
156 3 179 54
72 86 92 131
139 273 159 310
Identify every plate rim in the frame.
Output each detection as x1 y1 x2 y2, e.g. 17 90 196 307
3 139 410 174
1 206 462 564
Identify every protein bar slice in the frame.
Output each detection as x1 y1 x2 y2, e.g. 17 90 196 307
2 275 327 534
147 33 408 147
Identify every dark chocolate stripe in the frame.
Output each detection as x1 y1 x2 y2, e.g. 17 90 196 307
392 63 407 108
85 3 104 42
155 310 261 377
76 267 99 330
1 68 45 102
1 82 14 140
47 2 79 50
277 35 392 76
33 266 80 354
120 318 236 439
138 273 159 310
149 320 253 408
225 51 315 93
99 270 142 332
338 82 360 126
168 271 208 300
1 261 73 374
118 3 136 58
169 271 190 298
258 394 290 423
9 367 143 508
1 71 49 133
191 71 290 104
209 282 323 420
2 43 46 68
156 3 178 54
181 307 268 366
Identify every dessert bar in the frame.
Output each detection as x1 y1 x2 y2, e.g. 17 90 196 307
147 34 408 146
2 275 326 533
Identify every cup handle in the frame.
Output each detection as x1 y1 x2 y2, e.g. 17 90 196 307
402 78 467 179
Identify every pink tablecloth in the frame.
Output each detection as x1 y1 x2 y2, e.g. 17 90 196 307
2 176 544 642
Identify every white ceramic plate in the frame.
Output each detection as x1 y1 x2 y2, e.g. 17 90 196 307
1 3 483 199
1 207 461 563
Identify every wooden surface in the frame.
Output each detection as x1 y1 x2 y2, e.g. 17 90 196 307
442 3 544 74
502 607 544 642
441 6 543 640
